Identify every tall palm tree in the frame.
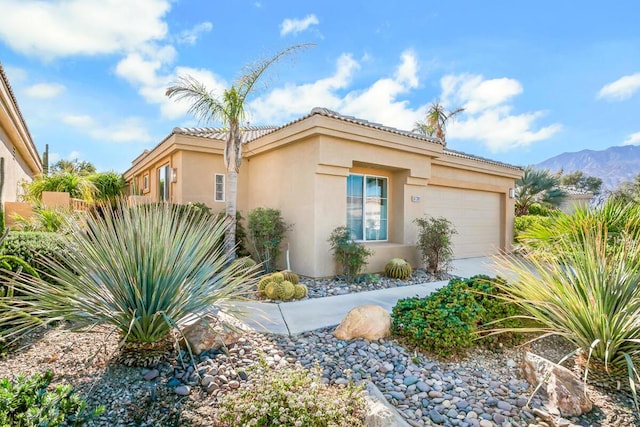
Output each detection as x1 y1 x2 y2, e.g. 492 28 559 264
515 166 567 216
166 44 311 257
414 101 464 145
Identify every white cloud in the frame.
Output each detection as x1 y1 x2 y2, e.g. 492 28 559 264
62 114 152 143
280 14 319 36
177 22 213 45
597 73 640 101
0 0 170 59
24 82 66 99
115 52 227 120
248 50 425 129
622 132 640 146
443 74 561 151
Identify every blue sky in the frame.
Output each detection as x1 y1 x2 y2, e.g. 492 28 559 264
1 0 639 173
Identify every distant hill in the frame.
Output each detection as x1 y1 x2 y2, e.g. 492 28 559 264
536 145 640 190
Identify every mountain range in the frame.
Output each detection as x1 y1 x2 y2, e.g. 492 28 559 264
536 145 640 190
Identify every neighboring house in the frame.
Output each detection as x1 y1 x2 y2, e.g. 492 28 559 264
559 186 593 214
0 63 42 202
125 107 522 277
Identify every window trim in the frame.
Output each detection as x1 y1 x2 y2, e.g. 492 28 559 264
347 173 389 242
214 173 225 202
158 163 170 202
143 173 149 192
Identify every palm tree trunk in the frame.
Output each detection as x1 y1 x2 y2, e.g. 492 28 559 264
224 169 238 259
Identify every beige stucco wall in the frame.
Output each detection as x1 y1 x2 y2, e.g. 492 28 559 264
124 114 521 278
560 194 592 215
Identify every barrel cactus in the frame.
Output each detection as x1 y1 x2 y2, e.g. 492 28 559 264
281 270 300 284
293 284 308 299
271 272 285 283
280 280 296 300
257 275 272 292
384 258 413 280
264 282 278 299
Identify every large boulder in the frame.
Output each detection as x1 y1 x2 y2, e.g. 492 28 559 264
522 352 593 416
180 316 240 355
333 305 391 341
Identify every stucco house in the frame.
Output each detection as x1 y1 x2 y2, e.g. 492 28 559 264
0 63 42 202
559 186 593 214
125 107 522 277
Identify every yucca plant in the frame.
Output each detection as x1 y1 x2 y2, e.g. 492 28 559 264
493 222 640 411
0 202 257 366
519 199 640 254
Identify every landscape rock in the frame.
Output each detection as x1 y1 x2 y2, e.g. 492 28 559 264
334 305 391 340
180 315 240 355
522 352 592 416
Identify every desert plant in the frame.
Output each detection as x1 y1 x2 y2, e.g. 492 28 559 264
519 199 640 254
494 222 640 409
384 258 413 280
513 215 554 243
328 226 373 283
247 207 290 273
0 202 256 366
89 171 126 205
281 269 299 284
293 284 308 299
392 275 520 357
0 370 103 426
257 272 307 301
0 231 68 282
414 216 457 275
216 359 365 426
12 206 73 233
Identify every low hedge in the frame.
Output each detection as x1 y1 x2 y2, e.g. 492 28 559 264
391 275 521 357
514 215 553 242
0 232 69 281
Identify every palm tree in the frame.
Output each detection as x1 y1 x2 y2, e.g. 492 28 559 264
515 166 567 216
414 101 464 145
166 44 311 257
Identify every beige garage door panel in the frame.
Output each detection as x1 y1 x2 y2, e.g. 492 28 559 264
425 187 502 258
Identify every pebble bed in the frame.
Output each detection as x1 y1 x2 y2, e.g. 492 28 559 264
1 322 636 426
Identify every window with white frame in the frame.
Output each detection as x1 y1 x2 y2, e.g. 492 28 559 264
214 173 225 202
346 174 388 241
158 164 170 201
143 174 149 191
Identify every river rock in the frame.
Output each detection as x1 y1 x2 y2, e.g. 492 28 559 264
333 305 391 340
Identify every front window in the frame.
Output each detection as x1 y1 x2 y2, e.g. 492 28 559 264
346 174 388 241
158 164 170 201
214 174 225 202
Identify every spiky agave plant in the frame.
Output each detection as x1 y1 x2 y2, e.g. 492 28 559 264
493 222 640 411
0 202 257 366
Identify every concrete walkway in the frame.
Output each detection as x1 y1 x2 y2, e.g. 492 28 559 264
233 257 501 336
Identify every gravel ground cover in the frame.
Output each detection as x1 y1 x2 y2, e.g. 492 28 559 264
0 319 636 427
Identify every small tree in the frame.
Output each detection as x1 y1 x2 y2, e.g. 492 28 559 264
415 216 457 275
247 208 289 273
328 226 373 283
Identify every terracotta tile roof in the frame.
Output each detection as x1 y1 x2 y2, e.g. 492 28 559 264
173 126 278 143
443 148 523 171
144 108 521 172
560 186 593 196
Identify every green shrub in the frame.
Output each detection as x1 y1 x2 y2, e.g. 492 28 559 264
0 232 68 281
328 226 373 283
527 203 555 216
384 258 412 280
216 360 365 426
0 203 256 367
247 208 289 273
391 275 521 357
0 371 103 426
88 171 126 205
513 215 554 242
215 210 250 258
414 216 457 275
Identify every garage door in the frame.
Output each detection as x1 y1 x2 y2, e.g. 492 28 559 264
424 187 502 258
